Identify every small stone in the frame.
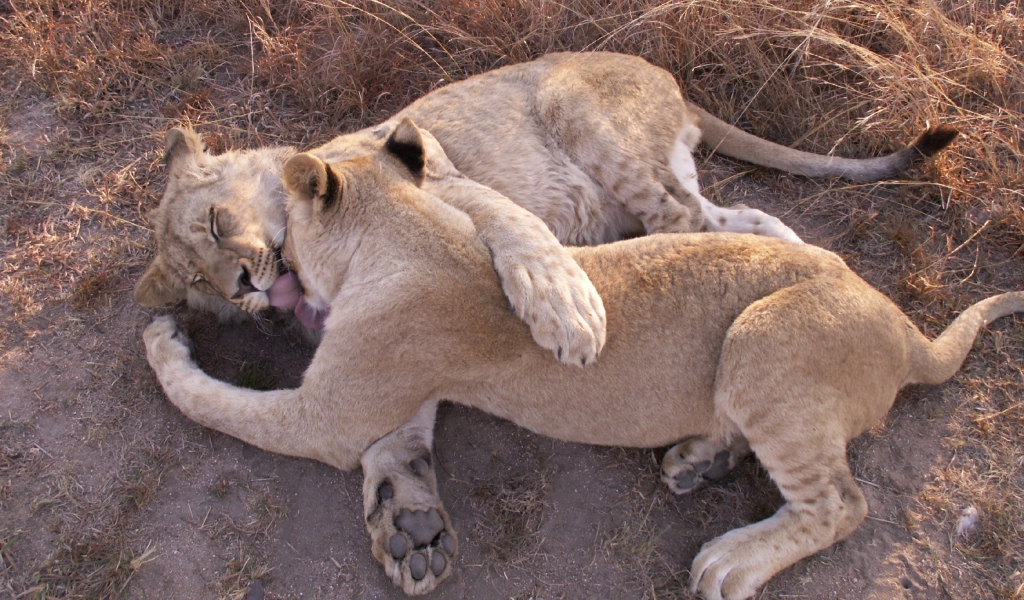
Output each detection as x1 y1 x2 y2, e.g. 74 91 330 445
409 553 427 580
389 534 408 559
430 551 446 576
245 580 265 600
956 506 979 536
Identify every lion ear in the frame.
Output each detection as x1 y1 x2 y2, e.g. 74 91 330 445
134 254 186 307
164 128 206 176
282 153 342 213
385 117 425 184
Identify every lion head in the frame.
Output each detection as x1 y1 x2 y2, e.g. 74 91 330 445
133 129 296 318
134 125 398 319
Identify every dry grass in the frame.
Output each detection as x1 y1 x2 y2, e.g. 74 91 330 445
0 0 1022 597
471 469 549 568
214 545 272 600
28 447 173 598
604 496 687 599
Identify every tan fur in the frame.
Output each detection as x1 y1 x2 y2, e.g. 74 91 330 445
135 52 953 323
144 123 1016 600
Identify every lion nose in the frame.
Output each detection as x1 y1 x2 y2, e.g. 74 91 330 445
231 266 257 299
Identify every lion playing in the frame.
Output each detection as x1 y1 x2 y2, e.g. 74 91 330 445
143 119 1020 599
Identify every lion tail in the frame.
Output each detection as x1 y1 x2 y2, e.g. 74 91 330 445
687 102 958 182
905 291 1024 385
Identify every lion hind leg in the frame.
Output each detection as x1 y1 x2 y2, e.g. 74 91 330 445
690 430 866 600
691 291 876 599
667 130 803 244
698 198 804 244
361 401 457 596
619 177 702 235
661 435 750 494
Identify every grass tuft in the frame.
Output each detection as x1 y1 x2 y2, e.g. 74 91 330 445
472 469 548 567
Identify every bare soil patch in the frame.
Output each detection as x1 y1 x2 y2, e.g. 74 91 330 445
2 1 1022 599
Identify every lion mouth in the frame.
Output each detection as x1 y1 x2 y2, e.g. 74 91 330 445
267 271 330 330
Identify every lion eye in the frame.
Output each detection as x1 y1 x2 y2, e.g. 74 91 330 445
208 207 220 243
191 273 205 285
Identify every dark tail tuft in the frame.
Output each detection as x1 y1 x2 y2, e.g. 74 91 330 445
912 124 959 158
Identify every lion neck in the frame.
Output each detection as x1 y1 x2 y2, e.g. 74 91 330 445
289 166 491 319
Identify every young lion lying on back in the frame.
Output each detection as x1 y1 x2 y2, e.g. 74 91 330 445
144 119 1022 600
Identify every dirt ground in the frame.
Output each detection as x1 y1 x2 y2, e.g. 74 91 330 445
2 2 1023 599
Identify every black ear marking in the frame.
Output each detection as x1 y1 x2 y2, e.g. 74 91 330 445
320 162 341 210
385 118 425 181
282 153 343 212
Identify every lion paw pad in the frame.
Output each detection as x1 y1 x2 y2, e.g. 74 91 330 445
367 475 457 594
663 439 739 495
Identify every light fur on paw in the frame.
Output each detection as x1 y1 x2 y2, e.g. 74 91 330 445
501 255 606 367
363 445 456 595
699 198 804 244
143 316 194 371
690 525 777 600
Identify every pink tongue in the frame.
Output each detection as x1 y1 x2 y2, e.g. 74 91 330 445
295 297 330 330
267 272 302 309
267 272 330 330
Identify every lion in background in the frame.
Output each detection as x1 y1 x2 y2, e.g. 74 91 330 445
134 52 956 325
143 118 1018 599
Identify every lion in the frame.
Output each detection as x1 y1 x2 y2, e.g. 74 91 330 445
135 52 957 325
143 118 1021 600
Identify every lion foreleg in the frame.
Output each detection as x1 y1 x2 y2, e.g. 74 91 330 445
422 136 606 366
143 316 344 468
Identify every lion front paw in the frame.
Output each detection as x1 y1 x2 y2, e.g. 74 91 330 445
503 257 607 368
364 456 456 595
379 503 456 595
143 316 195 372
